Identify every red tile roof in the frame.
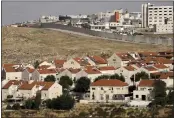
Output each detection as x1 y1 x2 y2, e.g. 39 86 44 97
144 66 158 71
37 69 57 74
116 53 134 61
89 56 107 64
19 81 55 90
38 65 50 69
2 80 26 89
54 59 66 68
138 80 155 87
98 66 116 71
124 65 136 71
138 52 158 57
74 58 91 66
84 67 101 74
26 68 35 73
91 79 128 86
153 64 168 69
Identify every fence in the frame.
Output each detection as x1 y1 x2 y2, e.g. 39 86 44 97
38 23 173 46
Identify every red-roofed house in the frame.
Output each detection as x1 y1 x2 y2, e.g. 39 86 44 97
2 80 25 101
153 64 170 72
107 53 134 68
140 66 158 76
22 68 35 81
90 79 128 102
54 59 66 68
85 56 108 67
2 64 24 80
76 67 102 82
18 81 62 100
133 80 155 101
98 66 117 75
63 58 90 69
115 65 139 85
32 69 57 81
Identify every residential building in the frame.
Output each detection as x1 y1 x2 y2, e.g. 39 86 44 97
90 79 129 102
2 64 24 80
133 80 154 101
98 66 117 75
32 69 57 81
141 3 173 33
107 53 134 68
85 55 108 67
22 68 35 81
53 59 66 68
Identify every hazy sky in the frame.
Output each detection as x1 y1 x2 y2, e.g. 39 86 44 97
2 1 172 25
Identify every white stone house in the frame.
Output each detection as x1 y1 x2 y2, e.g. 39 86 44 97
84 56 108 67
133 80 155 101
97 66 117 75
63 58 90 69
22 68 35 81
32 69 58 81
153 64 170 72
2 64 24 80
107 53 134 68
115 65 139 85
2 80 25 101
90 79 129 102
41 82 62 100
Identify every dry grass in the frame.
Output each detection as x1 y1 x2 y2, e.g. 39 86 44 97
2 27 172 64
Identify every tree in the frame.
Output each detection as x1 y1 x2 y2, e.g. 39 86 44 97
34 91 41 109
74 77 91 93
110 74 120 79
131 71 149 82
167 90 174 105
6 104 12 110
12 103 20 110
25 99 34 109
118 74 125 82
152 80 167 107
34 60 40 69
59 76 73 90
44 75 56 82
94 75 110 82
45 94 75 110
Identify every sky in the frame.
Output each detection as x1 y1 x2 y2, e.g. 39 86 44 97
2 1 173 25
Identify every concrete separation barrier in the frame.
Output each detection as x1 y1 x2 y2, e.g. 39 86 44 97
38 23 172 46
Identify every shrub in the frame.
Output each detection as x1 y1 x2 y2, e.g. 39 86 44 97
6 104 12 110
12 103 20 110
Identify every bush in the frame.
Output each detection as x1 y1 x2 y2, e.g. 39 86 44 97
7 95 13 99
45 94 75 110
12 103 20 110
6 104 12 110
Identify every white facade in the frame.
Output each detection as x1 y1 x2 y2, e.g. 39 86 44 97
5 72 22 80
141 3 173 33
41 83 62 100
63 58 81 69
90 85 129 102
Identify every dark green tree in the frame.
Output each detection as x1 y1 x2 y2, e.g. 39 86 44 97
25 99 34 109
6 104 12 110
44 75 56 82
74 77 91 93
152 80 167 107
118 74 125 82
110 73 120 79
34 60 40 69
131 71 149 82
94 75 110 82
167 90 174 105
59 76 73 90
34 91 41 109
12 103 20 110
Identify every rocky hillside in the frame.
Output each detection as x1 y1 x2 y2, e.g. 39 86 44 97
2 27 172 64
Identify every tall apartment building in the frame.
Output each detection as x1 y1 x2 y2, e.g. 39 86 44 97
141 3 173 33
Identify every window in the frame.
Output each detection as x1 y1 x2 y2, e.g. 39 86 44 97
101 87 104 90
45 93 46 97
159 8 162 9
154 8 158 10
117 88 120 90
169 11 172 12
113 59 116 61
149 14 152 16
169 14 172 15
164 14 167 15
159 14 162 15
154 11 157 12
149 17 152 19
71 61 74 64
149 8 153 10
92 88 95 90
15 77 18 79
136 95 139 98
164 11 167 12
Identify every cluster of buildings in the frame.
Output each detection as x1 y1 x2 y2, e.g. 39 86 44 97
2 50 173 106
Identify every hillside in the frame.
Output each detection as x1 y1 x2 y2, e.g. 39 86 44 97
2 27 172 64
